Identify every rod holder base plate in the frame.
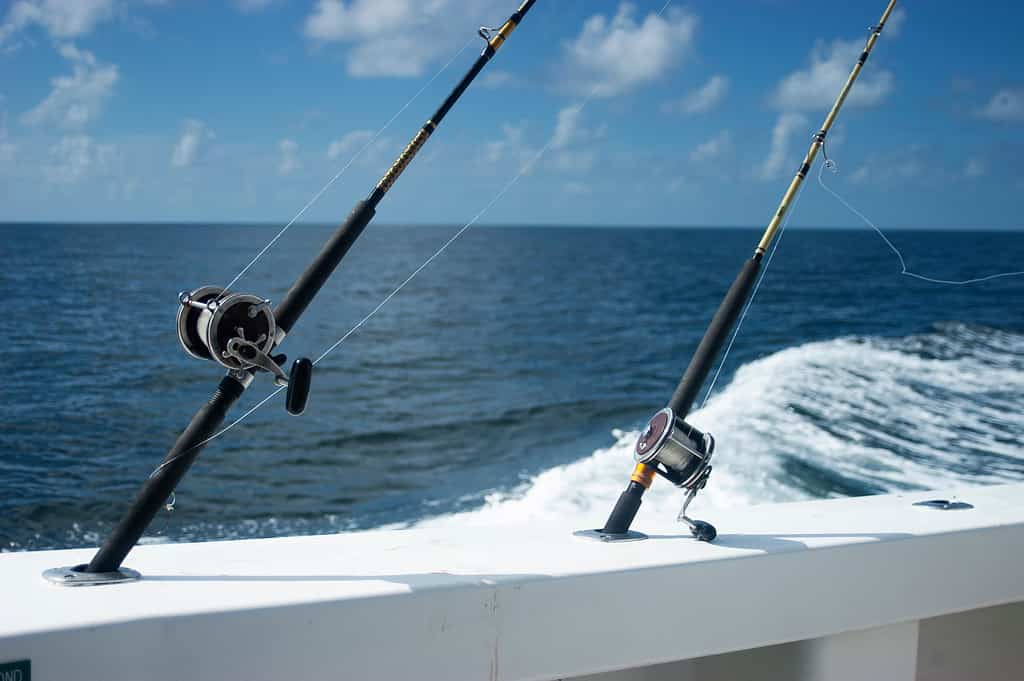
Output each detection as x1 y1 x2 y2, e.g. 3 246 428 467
573 529 648 543
42 564 141 587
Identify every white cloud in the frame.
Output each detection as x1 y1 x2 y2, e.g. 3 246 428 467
484 123 537 173
772 37 894 111
885 7 908 38
548 104 604 172
303 0 506 78
559 3 697 98
757 112 807 180
327 129 374 160
325 128 395 168
689 129 731 163
976 89 1024 123
480 70 515 89
849 166 870 184
278 138 301 175
665 74 729 115
0 0 115 44
21 44 118 129
552 105 583 150
171 118 214 168
964 157 986 178
45 134 114 183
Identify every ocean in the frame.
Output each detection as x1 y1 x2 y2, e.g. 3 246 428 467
1 224 1022 551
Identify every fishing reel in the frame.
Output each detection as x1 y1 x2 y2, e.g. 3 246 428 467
176 286 312 415
635 407 717 541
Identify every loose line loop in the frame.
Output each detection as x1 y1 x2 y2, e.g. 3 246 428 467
817 162 1024 286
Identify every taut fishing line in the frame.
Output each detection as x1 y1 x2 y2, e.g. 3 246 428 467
218 37 478 298
816 162 1024 285
697 180 807 411
148 1 679 500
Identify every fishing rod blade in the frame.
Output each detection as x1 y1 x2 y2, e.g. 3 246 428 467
54 0 541 584
581 0 899 544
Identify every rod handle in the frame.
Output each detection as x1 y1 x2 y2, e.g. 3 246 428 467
601 482 646 535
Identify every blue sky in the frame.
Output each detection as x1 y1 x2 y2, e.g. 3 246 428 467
0 0 1022 229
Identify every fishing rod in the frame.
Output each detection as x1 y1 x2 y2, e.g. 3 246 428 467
582 0 899 544
45 0 539 586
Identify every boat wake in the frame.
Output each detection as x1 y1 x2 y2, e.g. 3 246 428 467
415 322 1024 530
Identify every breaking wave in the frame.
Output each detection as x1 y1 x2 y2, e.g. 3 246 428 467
414 323 1024 530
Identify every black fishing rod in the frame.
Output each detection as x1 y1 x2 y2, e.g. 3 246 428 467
584 0 899 544
45 0 538 585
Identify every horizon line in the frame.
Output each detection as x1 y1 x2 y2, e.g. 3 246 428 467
1 221 1022 233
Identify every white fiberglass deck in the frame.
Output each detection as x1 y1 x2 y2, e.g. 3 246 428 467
2 484 1023 681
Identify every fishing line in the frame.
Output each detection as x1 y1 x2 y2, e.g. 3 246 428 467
696 177 807 411
149 0 679 528
218 37 477 298
149 121 567 484
171 0 680 451
816 162 1024 285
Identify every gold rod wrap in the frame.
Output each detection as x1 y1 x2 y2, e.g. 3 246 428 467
755 0 897 256
374 126 432 196
630 463 657 489
489 0 531 51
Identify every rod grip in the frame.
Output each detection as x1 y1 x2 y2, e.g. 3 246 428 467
601 482 646 535
274 200 377 335
86 376 245 573
667 257 762 417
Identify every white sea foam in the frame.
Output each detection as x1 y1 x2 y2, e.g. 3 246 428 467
414 325 1024 530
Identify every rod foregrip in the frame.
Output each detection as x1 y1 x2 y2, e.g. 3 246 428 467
86 376 246 573
273 200 377 335
668 256 762 417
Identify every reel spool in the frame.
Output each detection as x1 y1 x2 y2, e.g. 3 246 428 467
176 286 312 415
635 407 717 541
177 286 276 370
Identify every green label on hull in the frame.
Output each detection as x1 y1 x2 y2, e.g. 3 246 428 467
0 660 30 681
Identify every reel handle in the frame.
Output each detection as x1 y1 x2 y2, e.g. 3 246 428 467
286 358 313 415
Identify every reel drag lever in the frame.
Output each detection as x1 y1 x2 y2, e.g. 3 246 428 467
177 286 313 415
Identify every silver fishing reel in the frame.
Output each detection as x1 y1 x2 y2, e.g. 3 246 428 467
634 407 716 541
176 286 312 415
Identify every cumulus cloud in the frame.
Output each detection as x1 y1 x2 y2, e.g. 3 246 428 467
757 113 807 180
171 119 214 168
21 45 118 129
689 130 731 163
45 134 114 183
885 7 908 38
303 0 505 78
326 129 373 159
558 3 697 98
772 37 894 111
547 104 605 172
483 123 537 173
0 0 115 45
665 74 729 115
976 89 1024 123
551 105 583 150
325 129 395 168
278 138 301 175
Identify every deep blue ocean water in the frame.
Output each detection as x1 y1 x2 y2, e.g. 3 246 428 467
1 224 1022 551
